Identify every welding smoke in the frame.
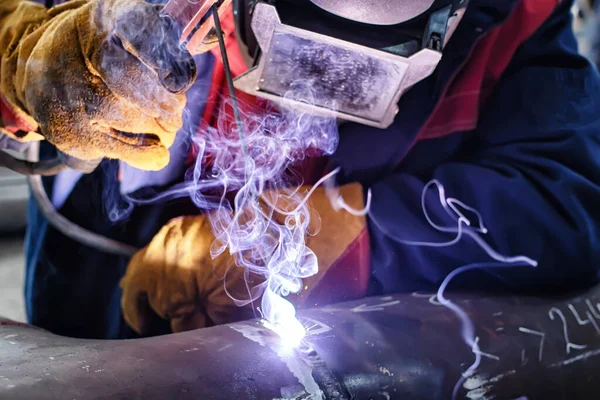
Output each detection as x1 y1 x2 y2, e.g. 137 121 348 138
84 0 341 338
121 80 339 336
189 91 338 335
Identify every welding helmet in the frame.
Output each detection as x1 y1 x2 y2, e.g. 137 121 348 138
232 0 469 128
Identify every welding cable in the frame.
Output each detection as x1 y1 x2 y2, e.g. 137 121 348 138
210 3 248 156
0 150 67 176
211 3 256 195
26 142 139 258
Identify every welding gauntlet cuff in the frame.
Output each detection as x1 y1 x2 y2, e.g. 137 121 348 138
121 183 369 334
0 0 48 142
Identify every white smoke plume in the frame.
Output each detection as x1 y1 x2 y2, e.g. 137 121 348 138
194 94 339 340
96 0 344 342
127 86 340 341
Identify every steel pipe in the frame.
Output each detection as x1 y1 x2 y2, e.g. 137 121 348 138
2 285 600 399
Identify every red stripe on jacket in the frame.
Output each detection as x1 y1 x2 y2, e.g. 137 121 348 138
418 0 560 140
0 94 36 134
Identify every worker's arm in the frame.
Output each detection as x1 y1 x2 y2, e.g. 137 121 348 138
0 0 196 171
0 0 49 141
366 4 600 294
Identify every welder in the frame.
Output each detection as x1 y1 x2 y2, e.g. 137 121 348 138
1 0 600 340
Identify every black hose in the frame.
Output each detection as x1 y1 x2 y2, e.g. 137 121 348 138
0 151 68 176
28 174 139 257
17 142 140 257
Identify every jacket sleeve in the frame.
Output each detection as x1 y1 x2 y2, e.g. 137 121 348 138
0 0 46 137
367 3 600 294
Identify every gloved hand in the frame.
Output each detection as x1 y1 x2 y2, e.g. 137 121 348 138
0 0 197 171
121 184 368 334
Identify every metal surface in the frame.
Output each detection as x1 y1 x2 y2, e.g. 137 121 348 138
2 286 600 399
233 3 443 129
0 169 28 233
0 237 27 322
309 0 436 25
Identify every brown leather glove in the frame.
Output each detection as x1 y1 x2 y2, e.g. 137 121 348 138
121 184 367 334
0 0 197 170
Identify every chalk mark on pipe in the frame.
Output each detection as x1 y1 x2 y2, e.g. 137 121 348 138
549 307 587 354
350 301 401 313
568 303 600 334
471 337 499 361
518 327 545 362
549 347 600 367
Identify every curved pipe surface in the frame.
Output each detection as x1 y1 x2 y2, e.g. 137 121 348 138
2 286 600 399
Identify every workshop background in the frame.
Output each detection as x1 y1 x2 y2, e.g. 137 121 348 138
0 0 598 324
